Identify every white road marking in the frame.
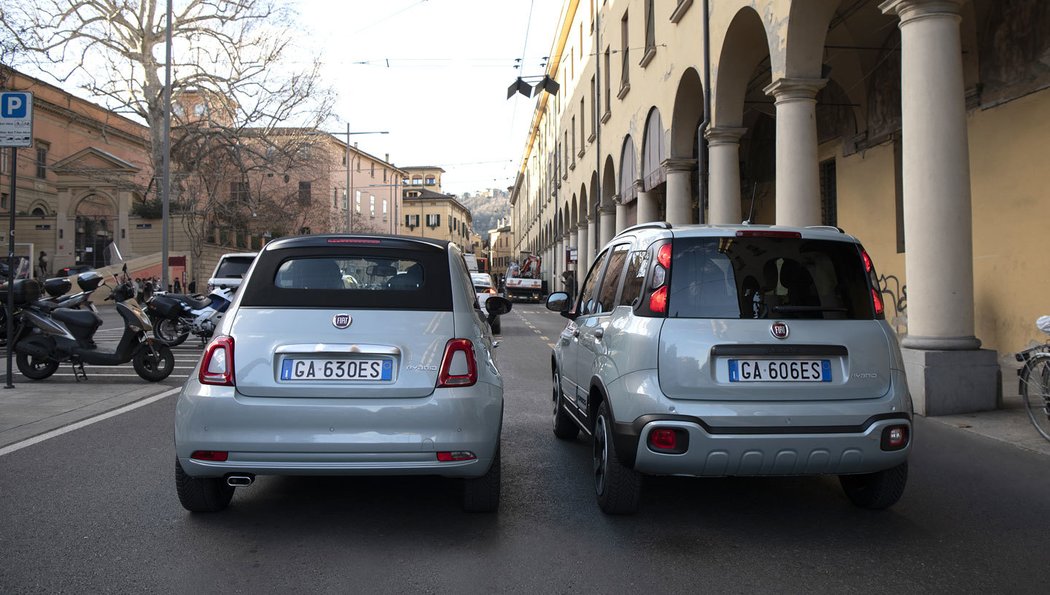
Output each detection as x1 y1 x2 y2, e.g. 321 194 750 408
0 386 181 457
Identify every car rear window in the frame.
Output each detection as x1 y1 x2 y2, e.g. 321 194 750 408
667 237 874 320
214 257 254 278
239 246 452 310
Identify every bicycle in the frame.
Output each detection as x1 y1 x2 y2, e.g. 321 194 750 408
1016 316 1050 442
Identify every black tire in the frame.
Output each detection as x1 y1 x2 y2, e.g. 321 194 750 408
175 458 234 513
462 445 501 513
552 367 579 440
839 462 908 510
153 317 188 347
133 342 175 382
490 316 501 335
16 352 59 380
1019 354 1050 441
593 401 641 514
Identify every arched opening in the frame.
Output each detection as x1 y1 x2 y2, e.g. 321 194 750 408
641 107 666 222
74 194 117 268
619 136 638 228
671 68 704 222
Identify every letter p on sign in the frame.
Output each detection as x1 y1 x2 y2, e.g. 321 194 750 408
2 95 26 118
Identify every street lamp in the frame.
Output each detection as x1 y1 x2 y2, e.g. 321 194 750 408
329 125 388 233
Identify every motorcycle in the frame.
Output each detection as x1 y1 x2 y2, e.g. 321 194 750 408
145 285 234 347
11 269 175 382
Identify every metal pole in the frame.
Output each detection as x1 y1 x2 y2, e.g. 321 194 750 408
350 144 355 234
6 147 16 389
161 0 173 290
345 123 351 233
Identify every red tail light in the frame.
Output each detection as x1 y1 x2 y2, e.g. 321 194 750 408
860 249 885 318
646 242 672 315
657 243 672 268
649 428 677 450
191 450 228 462
199 335 235 386
437 338 477 387
871 288 885 316
436 451 477 462
649 285 668 313
736 230 802 239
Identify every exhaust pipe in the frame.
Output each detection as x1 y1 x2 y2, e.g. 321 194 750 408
226 474 255 487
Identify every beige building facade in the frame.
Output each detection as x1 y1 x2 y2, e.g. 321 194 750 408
510 0 1050 415
401 188 474 251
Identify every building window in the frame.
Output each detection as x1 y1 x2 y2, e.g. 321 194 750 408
383 198 388 217
370 162 375 177
412 176 423 186
571 116 576 164
355 191 361 213
425 175 436 186
642 0 656 63
405 214 420 227
0 150 7 174
620 11 630 92
426 213 441 228
298 181 311 205
819 159 837 227
370 195 376 218
589 76 597 136
36 145 48 179
604 48 612 115
333 188 339 207
1 193 7 210
231 181 250 203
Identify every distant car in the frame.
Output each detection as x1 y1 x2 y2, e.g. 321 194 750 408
471 272 503 334
206 252 257 293
59 264 95 277
174 235 513 513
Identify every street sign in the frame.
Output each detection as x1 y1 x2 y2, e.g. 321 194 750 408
0 91 34 147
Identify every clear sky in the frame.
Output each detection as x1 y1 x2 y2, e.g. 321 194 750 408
291 0 564 196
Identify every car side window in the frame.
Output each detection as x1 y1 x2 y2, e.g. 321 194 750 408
617 250 649 308
577 250 609 315
597 245 630 312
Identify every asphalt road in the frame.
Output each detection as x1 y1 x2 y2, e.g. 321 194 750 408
1 304 1048 592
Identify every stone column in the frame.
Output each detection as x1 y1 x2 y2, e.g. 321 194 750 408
880 0 996 416
577 222 589 271
705 127 748 224
554 237 564 284
763 78 826 226
600 205 617 246
663 158 697 225
614 195 629 234
588 216 599 254
636 179 659 224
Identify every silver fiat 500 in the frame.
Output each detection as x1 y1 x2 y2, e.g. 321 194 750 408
547 223 912 514
175 235 511 513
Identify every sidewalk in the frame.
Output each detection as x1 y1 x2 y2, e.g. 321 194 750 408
0 372 177 449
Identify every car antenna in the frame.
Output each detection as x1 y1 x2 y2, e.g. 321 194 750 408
744 182 758 224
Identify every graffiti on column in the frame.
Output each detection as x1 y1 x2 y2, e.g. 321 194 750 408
878 274 908 336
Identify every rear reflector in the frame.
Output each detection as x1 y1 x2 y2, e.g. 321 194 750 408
881 425 910 451
649 429 677 450
191 450 229 462
437 451 477 462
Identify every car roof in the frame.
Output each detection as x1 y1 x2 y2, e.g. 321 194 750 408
611 223 861 245
262 234 451 253
217 252 258 259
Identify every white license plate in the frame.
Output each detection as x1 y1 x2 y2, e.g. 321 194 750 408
280 358 393 381
728 359 831 382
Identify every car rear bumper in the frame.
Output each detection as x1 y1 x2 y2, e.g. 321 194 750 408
175 381 502 479
616 415 910 477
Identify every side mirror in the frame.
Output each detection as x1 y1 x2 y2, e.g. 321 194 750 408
546 292 572 314
485 296 512 317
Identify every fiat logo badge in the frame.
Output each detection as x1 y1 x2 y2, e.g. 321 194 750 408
770 321 789 339
332 314 352 329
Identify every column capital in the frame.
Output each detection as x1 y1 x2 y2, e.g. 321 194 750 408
633 178 646 193
612 193 624 205
763 78 827 103
599 204 617 215
704 126 748 146
880 0 963 24
662 157 697 173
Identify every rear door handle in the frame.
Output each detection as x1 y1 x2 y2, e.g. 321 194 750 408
572 329 580 338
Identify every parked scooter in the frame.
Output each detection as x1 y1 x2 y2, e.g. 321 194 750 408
145 285 234 347
11 269 175 382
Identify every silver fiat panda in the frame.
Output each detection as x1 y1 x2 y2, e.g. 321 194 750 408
175 235 511 513
547 223 911 514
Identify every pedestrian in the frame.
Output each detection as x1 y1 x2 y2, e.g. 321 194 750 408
188 278 197 294
133 278 143 303
173 278 181 294
37 251 49 278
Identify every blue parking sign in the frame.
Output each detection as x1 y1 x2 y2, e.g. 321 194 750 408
0 91 33 147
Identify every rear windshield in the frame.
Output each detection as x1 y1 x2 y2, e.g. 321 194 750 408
239 247 452 310
668 237 874 320
214 257 255 279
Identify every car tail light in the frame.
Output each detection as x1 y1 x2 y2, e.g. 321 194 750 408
200 335 235 386
647 427 688 453
437 338 477 387
860 248 885 319
436 451 477 462
736 230 802 239
881 425 910 451
646 242 672 315
191 450 228 462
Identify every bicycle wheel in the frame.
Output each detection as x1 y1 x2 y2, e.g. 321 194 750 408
1019 353 1050 441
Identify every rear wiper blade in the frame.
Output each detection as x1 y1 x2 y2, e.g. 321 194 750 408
771 305 848 313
